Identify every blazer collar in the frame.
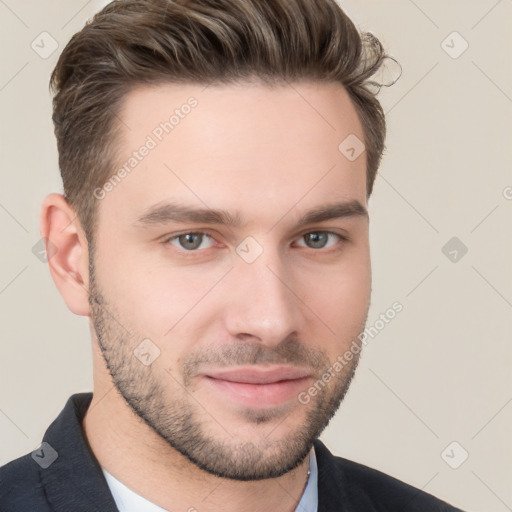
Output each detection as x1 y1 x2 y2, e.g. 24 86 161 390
40 392 119 512
40 392 351 512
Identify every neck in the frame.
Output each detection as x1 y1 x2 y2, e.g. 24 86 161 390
82 380 311 512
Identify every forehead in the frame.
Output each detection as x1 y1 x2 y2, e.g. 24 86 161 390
99 81 367 226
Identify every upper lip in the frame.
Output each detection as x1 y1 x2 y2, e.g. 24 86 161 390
204 366 311 384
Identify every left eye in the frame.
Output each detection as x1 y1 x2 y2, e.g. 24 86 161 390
296 232 341 249
168 231 343 251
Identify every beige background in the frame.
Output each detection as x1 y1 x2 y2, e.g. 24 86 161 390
1 1 511 511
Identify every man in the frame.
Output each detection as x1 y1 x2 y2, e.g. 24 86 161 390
0 0 465 510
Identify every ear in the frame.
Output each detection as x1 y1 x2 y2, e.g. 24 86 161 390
40 193 91 316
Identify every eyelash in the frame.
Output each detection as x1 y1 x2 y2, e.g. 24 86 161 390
164 230 349 256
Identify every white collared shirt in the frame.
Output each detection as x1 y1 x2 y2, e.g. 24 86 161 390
102 448 318 512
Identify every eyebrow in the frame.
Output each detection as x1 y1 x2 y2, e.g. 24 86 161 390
133 199 367 229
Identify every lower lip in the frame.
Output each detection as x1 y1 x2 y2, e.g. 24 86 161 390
203 376 311 408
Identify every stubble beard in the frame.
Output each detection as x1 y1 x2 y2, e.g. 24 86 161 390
88 258 363 481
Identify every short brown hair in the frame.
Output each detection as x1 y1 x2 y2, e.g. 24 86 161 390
50 0 390 243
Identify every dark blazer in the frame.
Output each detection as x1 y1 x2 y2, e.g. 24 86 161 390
0 393 465 511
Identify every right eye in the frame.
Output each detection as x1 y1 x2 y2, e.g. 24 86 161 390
166 231 216 252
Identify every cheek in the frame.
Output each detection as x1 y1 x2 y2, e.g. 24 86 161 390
95 259 230 359
301 250 371 337
316 276 369 326
92 250 182 339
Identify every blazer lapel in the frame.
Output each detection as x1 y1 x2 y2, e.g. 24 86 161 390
39 393 119 512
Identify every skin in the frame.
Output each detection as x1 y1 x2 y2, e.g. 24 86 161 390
41 81 371 512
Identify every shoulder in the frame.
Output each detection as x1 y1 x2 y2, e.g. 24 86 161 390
0 452 50 511
0 393 94 512
314 440 465 511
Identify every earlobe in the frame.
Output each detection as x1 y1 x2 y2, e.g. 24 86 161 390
40 193 91 317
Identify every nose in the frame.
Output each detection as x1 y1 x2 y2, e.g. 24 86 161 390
223 251 305 347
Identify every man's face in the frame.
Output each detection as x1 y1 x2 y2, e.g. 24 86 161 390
88 81 371 480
